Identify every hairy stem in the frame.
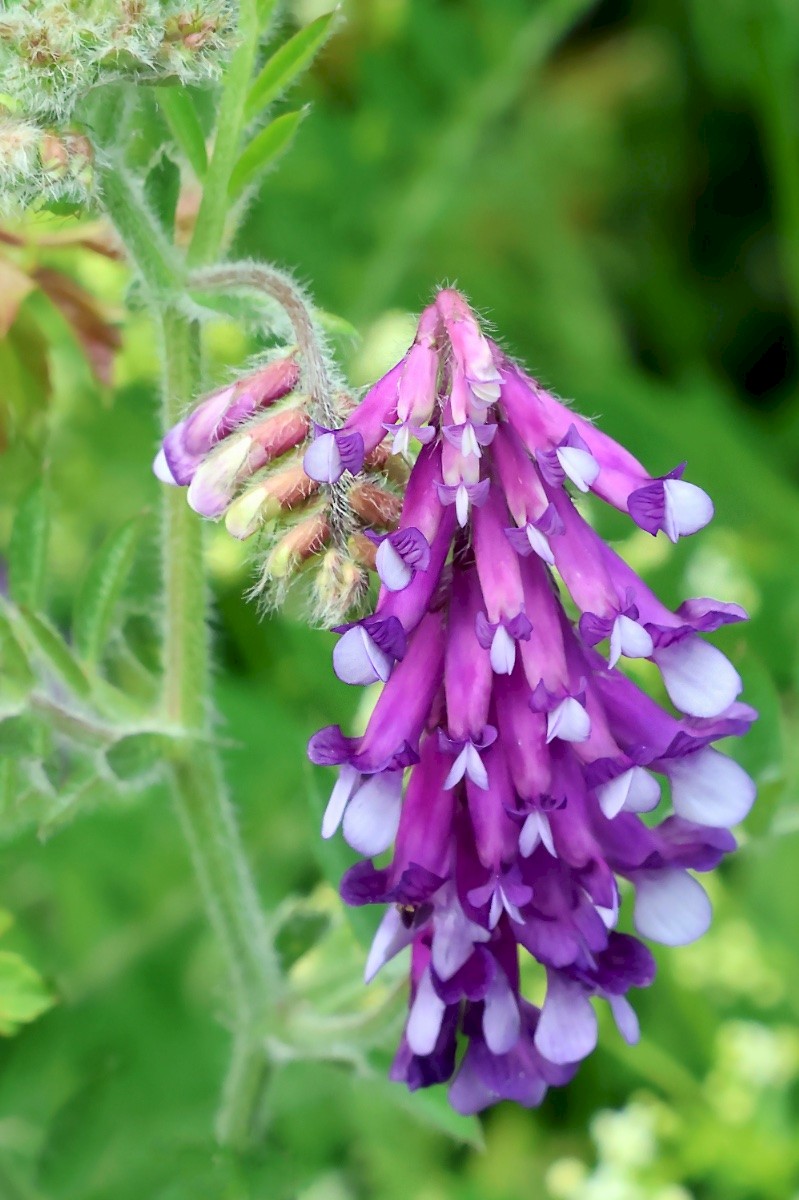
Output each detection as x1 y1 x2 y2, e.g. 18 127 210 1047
188 263 334 415
188 0 261 266
160 308 280 1149
97 162 180 297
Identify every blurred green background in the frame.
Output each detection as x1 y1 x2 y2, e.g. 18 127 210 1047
1 0 798 1197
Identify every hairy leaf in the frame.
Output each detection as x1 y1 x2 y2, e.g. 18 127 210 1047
228 109 307 200
15 608 91 700
245 11 338 121
8 478 49 610
73 515 146 666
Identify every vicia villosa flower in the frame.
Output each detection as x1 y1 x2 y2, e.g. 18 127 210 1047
307 290 756 1113
156 288 756 1114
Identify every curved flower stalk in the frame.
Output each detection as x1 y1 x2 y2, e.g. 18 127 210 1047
302 289 757 1113
155 265 412 623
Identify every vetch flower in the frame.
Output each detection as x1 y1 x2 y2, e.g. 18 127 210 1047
307 289 756 1113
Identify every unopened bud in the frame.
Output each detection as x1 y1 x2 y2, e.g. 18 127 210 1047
313 549 369 621
349 532 377 572
349 482 403 529
224 462 318 539
266 513 330 579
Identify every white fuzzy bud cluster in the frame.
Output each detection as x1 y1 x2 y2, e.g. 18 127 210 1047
0 118 94 214
0 1 235 123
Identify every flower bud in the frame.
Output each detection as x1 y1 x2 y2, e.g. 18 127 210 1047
312 549 369 622
266 513 330 579
224 462 319 540
349 482 403 529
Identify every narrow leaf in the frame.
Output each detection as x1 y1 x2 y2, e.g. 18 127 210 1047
73 515 146 665
245 11 338 120
15 608 91 700
158 89 208 178
0 610 34 696
229 108 307 200
8 478 49 609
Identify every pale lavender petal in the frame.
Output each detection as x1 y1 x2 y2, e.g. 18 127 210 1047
342 771 404 856
490 625 516 675
153 447 178 485
333 626 394 686
321 765 359 838
376 539 414 591
365 908 414 983
303 432 342 483
546 697 591 744
482 970 521 1054
662 478 714 542
557 445 600 492
407 967 447 1055
535 974 598 1065
633 868 711 945
668 748 756 827
608 994 640 1044
596 767 660 820
609 614 654 668
656 637 742 718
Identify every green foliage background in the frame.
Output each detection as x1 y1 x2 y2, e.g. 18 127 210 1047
1 0 798 1197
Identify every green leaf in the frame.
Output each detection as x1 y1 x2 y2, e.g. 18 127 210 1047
228 108 308 200
158 89 208 178
105 732 172 782
73 515 146 666
14 608 91 701
245 10 338 121
0 714 44 758
8 478 49 610
144 153 181 237
0 949 55 1036
314 308 360 341
0 609 34 698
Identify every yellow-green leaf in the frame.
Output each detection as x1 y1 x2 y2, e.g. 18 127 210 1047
229 108 307 200
0 949 55 1036
9 477 49 610
245 11 338 121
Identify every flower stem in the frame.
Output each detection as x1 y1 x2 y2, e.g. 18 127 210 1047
160 308 281 1148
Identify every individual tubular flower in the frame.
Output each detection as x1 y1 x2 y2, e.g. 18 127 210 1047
307 288 756 1114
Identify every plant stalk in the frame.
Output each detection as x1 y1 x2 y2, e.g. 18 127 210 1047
160 308 281 1149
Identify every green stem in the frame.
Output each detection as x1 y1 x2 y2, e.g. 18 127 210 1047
160 309 281 1148
97 162 180 297
188 0 261 266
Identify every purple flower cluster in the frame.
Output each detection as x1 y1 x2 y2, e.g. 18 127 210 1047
308 290 756 1114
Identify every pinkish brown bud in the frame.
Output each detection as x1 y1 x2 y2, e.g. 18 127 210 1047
225 462 319 539
349 532 378 572
267 513 330 578
349 482 403 529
